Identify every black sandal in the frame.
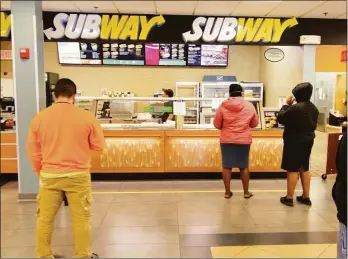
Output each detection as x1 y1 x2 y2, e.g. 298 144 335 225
244 192 254 199
224 192 233 199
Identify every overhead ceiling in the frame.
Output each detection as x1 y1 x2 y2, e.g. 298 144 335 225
0 1 346 19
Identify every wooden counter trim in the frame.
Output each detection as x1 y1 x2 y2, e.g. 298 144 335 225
1 132 16 143
0 145 17 158
0 159 18 173
164 129 283 138
103 130 165 137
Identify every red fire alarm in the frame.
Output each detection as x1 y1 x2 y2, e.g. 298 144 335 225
19 48 30 59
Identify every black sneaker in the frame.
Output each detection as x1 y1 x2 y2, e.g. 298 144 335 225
91 253 99 258
296 196 312 206
280 196 294 207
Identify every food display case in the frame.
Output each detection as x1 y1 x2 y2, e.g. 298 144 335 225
175 82 200 124
200 77 264 129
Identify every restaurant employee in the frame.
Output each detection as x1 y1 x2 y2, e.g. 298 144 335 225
161 88 175 123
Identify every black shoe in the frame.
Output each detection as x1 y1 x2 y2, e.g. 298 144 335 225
280 196 294 207
296 195 312 206
91 253 99 258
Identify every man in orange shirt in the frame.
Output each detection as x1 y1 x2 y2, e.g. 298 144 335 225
27 78 104 258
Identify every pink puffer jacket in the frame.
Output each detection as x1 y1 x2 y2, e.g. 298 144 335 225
213 97 259 144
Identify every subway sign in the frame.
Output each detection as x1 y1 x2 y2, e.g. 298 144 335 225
0 11 346 45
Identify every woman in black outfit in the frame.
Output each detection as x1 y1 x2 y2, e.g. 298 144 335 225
277 82 319 207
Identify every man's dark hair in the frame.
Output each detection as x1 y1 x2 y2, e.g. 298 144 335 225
54 78 77 98
162 88 174 97
229 83 243 97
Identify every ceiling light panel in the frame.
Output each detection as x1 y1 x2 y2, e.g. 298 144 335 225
73 1 117 13
302 1 347 18
268 1 325 17
337 13 347 19
114 1 156 14
232 1 281 16
156 1 197 15
194 1 240 16
42 1 80 12
0 1 10 10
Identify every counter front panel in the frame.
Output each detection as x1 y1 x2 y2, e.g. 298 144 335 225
1 132 18 174
1 129 284 174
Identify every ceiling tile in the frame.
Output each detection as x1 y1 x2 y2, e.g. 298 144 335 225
114 1 155 14
232 1 281 17
73 1 117 13
302 1 347 18
42 1 80 12
156 1 197 15
0 1 11 10
268 1 325 17
337 13 347 19
195 1 240 15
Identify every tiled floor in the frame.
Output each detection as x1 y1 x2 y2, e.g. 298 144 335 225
0 175 340 258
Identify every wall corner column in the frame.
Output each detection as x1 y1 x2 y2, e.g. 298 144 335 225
11 1 45 199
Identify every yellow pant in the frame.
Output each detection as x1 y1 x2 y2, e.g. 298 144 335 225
36 173 92 258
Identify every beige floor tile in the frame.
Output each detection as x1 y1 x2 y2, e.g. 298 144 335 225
94 244 180 258
1 202 37 215
210 246 249 258
1 229 15 242
178 211 254 226
112 193 179 203
318 244 337 258
179 224 258 234
108 202 177 215
178 200 246 213
259 244 331 258
1 214 37 230
0 246 36 258
230 246 279 258
257 222 335 233
101 212 178 227
1 229 36 247
93 226 179 246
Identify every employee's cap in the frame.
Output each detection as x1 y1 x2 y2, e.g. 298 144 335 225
162 88 174 97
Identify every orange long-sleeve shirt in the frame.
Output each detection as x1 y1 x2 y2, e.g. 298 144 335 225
27 103 105 174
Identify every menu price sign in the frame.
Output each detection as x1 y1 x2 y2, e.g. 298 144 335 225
57 42 101 65
187 44 202 66
102 43 145 65
264 110 283 129
201 45 228 67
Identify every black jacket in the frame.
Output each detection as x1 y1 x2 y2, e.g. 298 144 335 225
277 83 319 143
332 131 347 226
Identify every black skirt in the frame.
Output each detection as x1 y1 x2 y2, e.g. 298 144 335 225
281 140 314 172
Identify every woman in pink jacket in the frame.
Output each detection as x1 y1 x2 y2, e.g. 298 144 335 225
213 84 259 199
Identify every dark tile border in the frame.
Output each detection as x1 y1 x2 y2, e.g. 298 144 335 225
180 231 338 247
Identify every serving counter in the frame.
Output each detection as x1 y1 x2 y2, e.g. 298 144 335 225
1 126 284 175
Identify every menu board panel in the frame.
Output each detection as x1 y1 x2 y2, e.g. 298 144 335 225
201 45 228 67
187 44 202 66
102 43 145 65
264 110 284 129
145 43 186 66
57 42 101 65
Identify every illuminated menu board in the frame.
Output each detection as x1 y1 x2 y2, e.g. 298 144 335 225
145 43 186 66
57 42 101 65
188 44 228 67
102 43 145 65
